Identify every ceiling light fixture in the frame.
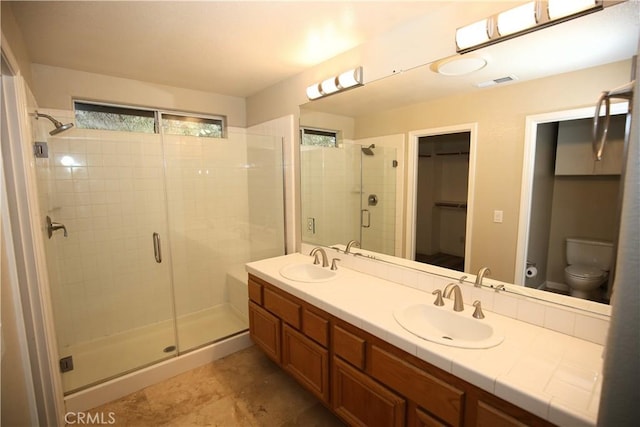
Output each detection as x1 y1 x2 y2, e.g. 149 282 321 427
456 0 602 53
306 66 363 100
432 55 487 76
497 2 538 37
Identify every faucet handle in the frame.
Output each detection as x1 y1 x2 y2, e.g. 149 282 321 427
472 300 485 319
432 289 444 306
313 252 321 265
331 258 340 271
458 275 468 284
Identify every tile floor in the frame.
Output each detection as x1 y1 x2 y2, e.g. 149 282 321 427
86 346 345 426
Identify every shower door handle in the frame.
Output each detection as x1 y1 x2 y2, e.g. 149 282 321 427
153 232 162 263
361 209 371 228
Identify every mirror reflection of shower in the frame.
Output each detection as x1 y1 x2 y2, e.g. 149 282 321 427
34 110 74 135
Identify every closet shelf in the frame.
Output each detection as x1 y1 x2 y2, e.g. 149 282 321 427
434 201 467 210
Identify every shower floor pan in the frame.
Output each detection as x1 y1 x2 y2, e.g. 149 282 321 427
60 303 247 394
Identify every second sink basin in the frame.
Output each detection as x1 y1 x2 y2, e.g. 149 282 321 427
394 304 504 349
279 263 338 283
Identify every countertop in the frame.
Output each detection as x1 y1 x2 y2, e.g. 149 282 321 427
246 253 604 427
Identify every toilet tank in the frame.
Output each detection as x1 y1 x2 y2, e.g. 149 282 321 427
566 237 614 270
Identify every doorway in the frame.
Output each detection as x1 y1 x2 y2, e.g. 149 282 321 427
414 132 470 271
516 103 629 303
404 123 478 271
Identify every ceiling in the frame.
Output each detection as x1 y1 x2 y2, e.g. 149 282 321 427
302 0 639 117
8 0 447 98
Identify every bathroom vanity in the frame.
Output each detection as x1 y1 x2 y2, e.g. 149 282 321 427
246 253 604 426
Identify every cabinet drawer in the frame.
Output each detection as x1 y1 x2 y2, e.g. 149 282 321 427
476 401 527 427
263 288 301 328
282 324 329 403
333 356 405 427
333 325 366 369
414 406 447 427
303 309 329 346
248 301 281 363
370 345 464 426
248 278 263 304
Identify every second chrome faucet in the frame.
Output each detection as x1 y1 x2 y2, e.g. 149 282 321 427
443 283 464 312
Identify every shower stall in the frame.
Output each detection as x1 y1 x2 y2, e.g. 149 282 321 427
31 109 285 394
300 139 399 256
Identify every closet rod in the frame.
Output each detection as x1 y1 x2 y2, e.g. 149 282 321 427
434 201 467 209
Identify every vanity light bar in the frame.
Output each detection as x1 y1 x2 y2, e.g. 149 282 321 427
306 66 364 100
456 0 602 53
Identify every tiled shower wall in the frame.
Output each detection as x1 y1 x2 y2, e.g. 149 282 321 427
33 110 281 350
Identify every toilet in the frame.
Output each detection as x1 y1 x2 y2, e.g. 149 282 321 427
564 237 613 299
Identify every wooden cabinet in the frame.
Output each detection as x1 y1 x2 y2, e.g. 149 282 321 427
333 356 406 427
247 274 554 427
475 401 527 427
369 345 463 426
413 406 448 427
248 301 280 363
282 324 329 403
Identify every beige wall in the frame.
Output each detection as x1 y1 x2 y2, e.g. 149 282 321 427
352 60 631 282
30 64 247 127
1 1 34 86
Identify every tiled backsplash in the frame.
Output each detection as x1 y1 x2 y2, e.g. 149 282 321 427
301 243 610 345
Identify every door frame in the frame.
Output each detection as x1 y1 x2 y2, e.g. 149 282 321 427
1 40 65 425
406 123 477 271
514 102 629 285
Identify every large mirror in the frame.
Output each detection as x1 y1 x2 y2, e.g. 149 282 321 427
300 1 638 311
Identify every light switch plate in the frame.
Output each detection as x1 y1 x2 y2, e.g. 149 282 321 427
493 210 503 223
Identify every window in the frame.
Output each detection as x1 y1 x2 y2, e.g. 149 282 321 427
301 128 338 148
73 101 226 138
161 113 224 138
74 102 156 133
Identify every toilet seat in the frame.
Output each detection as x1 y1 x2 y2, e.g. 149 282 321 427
565 264 605 279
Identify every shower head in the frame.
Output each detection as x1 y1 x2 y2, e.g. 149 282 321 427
35 111 74 135
361 144 375 156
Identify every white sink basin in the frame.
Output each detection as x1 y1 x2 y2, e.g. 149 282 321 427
394 304 504 349
279 263 338 283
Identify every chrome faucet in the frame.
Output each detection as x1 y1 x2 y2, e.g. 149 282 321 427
310 247 329 267
443 283 464 312
345 239 360 254
474 267 491 288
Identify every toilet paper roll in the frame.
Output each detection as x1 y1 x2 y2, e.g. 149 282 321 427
525 266 538 278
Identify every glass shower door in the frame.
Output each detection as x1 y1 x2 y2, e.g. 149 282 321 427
34 125 177 394
164 129 285 352
359 145 397 256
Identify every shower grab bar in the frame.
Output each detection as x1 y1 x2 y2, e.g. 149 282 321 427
153 232 162 263
593 80 635 161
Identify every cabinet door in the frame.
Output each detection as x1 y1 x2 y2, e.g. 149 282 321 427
249 301 281 363
282 324 330 403
332 357 405 427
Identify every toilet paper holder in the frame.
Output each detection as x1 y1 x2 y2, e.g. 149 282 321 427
525 261 538 278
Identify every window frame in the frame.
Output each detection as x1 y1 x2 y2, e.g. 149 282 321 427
300 126 339 148
73 100 227 138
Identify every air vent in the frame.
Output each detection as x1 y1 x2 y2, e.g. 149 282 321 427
475 75 518 88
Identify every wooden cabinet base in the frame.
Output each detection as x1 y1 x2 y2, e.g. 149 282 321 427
248 274 555 427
